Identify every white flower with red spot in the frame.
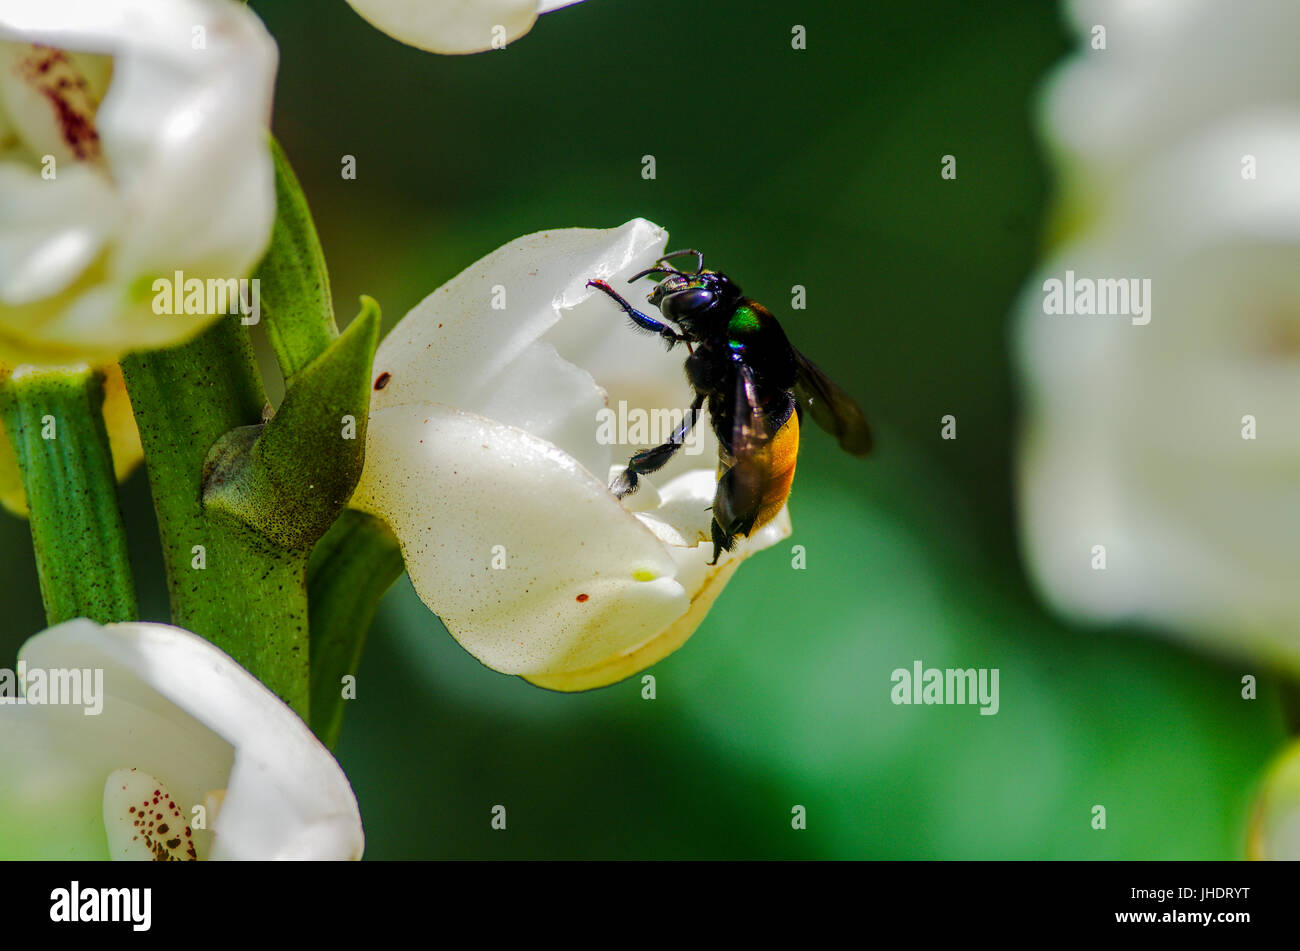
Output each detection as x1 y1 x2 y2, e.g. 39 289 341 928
0 620 363 860
353 218 791 691
0 0 277 364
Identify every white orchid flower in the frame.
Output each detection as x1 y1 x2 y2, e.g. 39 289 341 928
1041 0 1300 215
0 0 277 365
352 218 790 691
0 619 364 860
1015 116 1300 669
345 0 585 54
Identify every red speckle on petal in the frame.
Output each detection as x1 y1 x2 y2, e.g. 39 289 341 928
576 593 590 603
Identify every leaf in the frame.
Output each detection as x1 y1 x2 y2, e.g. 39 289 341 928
254 137 339 380
203 298 381 550
308 508 404 749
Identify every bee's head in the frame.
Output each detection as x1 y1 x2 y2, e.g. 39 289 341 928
638 268 741 333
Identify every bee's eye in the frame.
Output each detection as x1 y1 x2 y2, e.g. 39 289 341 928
661 286 716 320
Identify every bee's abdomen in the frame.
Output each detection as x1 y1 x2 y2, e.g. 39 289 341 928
753 410 799 531
716 409 800 536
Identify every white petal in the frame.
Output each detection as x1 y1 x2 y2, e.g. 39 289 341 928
1016 117 1300 666
363 218 798 684
356 401 791 684
355 402 691 675
0 163 118 304
345 0 583 54
1 620 363 860
635 467 791 612
541 230 723 486
526 506 790 693
1041 0 1300 205
372 218 669 480
0 0 277 364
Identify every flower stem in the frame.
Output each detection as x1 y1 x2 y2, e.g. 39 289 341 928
121 320 311 717
307 508 403 749
252 136 397 743
0 366 137 624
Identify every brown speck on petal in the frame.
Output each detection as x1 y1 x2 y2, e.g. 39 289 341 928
15 45 104 163
106 768 200 861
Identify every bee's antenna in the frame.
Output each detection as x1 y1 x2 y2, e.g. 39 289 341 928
657 248 704 275
628 249 706 284
628 265 681 283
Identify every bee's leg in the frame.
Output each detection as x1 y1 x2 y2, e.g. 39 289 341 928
611 394 705 498
709 519 735 566
586 279 689 349
707 460 763 565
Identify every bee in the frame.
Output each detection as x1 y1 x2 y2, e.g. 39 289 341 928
587 248 872 564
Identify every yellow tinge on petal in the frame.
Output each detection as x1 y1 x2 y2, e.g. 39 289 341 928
0 409 21 515
525 557 743 693
101 362 143 485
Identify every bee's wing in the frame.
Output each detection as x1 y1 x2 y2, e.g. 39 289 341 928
714 361 774 538
729 361 771 463
791 349 872 455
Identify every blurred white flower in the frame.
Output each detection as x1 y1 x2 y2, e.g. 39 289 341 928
1016 1 1300 668
0 619 364 860
1250 740 1300 859
0 0 277 365
344 0 585 54
353 219 790 691
1044 0 1300 213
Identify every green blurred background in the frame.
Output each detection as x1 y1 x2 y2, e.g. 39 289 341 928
1 0 1287 857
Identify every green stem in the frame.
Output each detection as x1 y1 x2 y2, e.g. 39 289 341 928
308 509 403 749
0 367 137 624
121 321 310 717
253 136 399 744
